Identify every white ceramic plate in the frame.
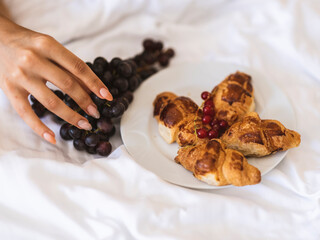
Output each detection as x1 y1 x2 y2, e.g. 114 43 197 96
120 62 296 189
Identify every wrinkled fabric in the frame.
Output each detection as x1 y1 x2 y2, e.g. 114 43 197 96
0 0 319 239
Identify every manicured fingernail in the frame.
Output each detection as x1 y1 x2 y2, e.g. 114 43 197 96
100 88 113 101
78 120 92 130
43 132 56 144
87 104 100 119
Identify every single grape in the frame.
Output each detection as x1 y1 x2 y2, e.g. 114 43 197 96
203 106 215 116
158 54 169 67
139 67 157 80
165 48 175 58
117 97 129 110
154 41 163 51
102 105 114 118
122 91 133 103
126 59 137 73
86 62 94 69
96 141 112 156
97 130 109 141
128 75 140 92
110 57 122 69
102 71 113 87
91 62 104 78
204 99 214 107
94 57 109 71
201 91 210 100
202 115 212 125
196 128 208 139
143 38 154 51
117 62 132 78
211 123 220 131
85 133 100 147
109 88 119 98
31 102 47 118
64 96 78 110
219 120 228 129
97 118 114 135
208 129 219 139
29 94 38 103
86 145 97 154
143 52 156 65
113 78 129 92
68 126 82 139
73 138 86 151
111 101 125 118
108 126 116 137
82 112 97 128
210 119 219 127
60 123 72 140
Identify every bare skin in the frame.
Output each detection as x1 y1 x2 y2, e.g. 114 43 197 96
0 3 112 144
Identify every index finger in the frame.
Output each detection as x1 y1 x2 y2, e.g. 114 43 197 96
35 35 113 101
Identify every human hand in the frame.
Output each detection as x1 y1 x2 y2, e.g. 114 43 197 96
0 16 112 144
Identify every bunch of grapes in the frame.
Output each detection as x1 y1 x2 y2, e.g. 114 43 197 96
196 91 229 140
29 39 175 156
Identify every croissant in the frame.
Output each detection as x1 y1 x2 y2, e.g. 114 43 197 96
174 139 261 186
211 71 255 126
220 112 301 157
153 93 201 146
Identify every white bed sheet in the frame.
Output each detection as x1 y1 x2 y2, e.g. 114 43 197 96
0 0 320 239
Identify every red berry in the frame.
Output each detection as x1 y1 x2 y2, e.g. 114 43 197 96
203 106 215 116
208 129 219 139
201 91 210 100
219 120 228 129
196 128 208 138
202 115 212 125
210 119 219 127
204 99 214 107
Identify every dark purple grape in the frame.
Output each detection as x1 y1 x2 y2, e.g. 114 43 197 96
68 126 82 139
86 146 97 154
111 101 125 118
64 96 78 110
53 114 64 123
90 93 106 107
29 94 38 103
110 57 122 69
108 126 116 137
117 62 133 78
143 38 154 51
82 112 97 128
122 91 134 103
97 130 109 141
158 54 169 67
94 57 108 71
53 90 64 100
97 118 114 134
154 41 163 51
165 48 175 58
92 63 104 78
126 59 137 73
128 75 140 92
60 123 72 140
117 97 129 110
102 105 114 118
102 71 113 87
85 133 100 147
133 54 143 65
139 67 157 80
113 78 129 92
73 138 86 151
32 102 47 118
109 88 119 98
96 141 112 156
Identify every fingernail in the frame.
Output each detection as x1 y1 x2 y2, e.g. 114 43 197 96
100 88 113 101
43 132 56 144
78 120 92 130
87 104 100 119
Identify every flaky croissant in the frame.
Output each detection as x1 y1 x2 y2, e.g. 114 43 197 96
211 71 255 126
174 139 261 186
220 112 301 157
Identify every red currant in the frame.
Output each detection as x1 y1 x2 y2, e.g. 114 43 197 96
219 120 228 129
202 115 212 125
210 119 219 127
196 128 208 138
203 106 215 116
201 91 210 100
208 129 219 139
211 123 220 131
204 99 214 107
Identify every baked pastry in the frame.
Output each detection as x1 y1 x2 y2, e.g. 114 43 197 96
153 92 177 121
211 71 255 126
174 139 261 186
220 112 301 157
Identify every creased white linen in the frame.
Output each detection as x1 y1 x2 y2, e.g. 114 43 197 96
0 0 319 239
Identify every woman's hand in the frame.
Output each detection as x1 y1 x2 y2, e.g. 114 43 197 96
0 16 112 144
